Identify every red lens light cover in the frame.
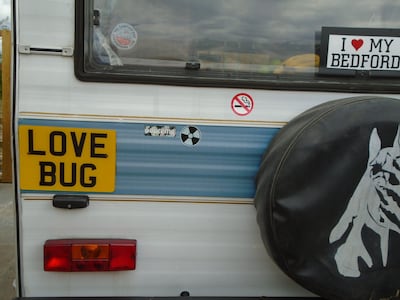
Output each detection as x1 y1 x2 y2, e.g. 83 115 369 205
44 239 136 272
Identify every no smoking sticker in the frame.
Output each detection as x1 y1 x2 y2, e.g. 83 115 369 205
231 93 254 116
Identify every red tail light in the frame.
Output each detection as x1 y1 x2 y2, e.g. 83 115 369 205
44 239 136 272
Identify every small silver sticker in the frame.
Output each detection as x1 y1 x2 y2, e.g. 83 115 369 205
144 125 177 137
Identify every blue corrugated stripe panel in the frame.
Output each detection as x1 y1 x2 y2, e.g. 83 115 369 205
19 119 279 198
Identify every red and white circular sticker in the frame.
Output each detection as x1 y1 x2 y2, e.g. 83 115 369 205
111 23 138 50
231 93 254 116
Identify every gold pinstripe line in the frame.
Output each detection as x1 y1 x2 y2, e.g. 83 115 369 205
22 195 254 205
18 112 286 127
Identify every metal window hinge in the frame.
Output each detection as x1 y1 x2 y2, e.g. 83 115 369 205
18 45 74 57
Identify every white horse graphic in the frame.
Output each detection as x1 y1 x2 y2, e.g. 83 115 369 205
330 126 400 277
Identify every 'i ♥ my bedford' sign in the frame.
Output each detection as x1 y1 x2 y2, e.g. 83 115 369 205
320 27 400 75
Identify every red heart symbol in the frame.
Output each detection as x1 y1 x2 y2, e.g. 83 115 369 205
351 39 364 51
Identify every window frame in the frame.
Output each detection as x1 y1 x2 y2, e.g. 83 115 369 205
74 0 400 93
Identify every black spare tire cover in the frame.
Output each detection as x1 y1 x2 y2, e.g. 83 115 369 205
255 96 400 300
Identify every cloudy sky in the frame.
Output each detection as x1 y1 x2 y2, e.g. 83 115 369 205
0 0 9 21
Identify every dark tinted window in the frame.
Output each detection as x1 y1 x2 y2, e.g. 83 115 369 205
76 0 400 92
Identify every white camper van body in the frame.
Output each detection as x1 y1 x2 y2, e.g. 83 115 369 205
13 0 400 299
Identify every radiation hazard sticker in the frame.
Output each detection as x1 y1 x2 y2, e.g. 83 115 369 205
181 126 201 146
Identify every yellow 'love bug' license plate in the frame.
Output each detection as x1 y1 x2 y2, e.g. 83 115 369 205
19 125 116 192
